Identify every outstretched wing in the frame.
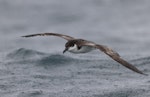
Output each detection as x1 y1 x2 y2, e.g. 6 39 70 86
22 33 75 41
79 41 148 76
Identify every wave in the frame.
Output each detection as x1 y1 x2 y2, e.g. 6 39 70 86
5 48 150 69
6 48 46 61
37 54 77 65
6 48 79 65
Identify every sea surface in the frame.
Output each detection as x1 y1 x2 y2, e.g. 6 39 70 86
0 0 150 97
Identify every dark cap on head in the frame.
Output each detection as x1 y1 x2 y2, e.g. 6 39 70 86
65 40 77 47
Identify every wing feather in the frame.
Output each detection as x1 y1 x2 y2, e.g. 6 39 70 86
80 41 147 76
22 33 75 41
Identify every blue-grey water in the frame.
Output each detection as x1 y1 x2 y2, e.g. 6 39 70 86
0 0 150 97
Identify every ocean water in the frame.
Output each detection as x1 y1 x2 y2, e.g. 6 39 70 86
0 0 150 97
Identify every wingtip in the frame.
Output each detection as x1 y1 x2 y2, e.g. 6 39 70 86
139 71 148 76
143 73 148 76
21 35 27 37
21 35 30 38
21 36 26 37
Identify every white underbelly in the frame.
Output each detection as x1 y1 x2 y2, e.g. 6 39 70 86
68 46 95 54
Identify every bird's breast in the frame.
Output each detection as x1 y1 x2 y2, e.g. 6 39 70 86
68 46 95 54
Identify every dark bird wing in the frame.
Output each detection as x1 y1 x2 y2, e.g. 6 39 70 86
22 33 75 41
79 41 148 76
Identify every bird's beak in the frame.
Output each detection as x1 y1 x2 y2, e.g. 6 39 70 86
63 48 68 54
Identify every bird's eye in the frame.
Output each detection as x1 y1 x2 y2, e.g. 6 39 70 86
71 44 75 47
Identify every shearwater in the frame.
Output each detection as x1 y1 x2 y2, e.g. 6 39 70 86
22 33 148 76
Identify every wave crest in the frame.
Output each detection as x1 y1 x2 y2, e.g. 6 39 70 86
6 48 78 65
7 48 46 60
38 54 76 65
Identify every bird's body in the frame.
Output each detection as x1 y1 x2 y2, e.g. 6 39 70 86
65 39 96 54
22 32 148 76
68 44 95 53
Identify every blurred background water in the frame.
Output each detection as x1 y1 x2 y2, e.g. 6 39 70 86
0 0 150 97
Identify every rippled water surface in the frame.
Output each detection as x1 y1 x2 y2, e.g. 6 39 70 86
0 0 150 97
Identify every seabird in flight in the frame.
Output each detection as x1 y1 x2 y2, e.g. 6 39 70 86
22 33 148 76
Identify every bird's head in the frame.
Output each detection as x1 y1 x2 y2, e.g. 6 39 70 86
63 40 77 53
